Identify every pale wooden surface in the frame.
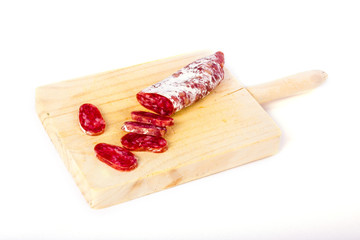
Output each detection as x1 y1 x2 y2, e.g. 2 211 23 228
35 51 281 209
247 70 327 104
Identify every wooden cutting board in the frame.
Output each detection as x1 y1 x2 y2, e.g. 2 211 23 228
35 51 326 209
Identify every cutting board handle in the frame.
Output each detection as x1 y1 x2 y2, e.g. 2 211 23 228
247 70 327 104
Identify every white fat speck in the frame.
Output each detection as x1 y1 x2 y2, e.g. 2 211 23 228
140 53 224 112
122 124 129 132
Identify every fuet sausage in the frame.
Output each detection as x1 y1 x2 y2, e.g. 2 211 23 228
136 51 225 116
94 143 138 171
79 103 106 136
121 121 167 137
121 133 168 153
131 111 174 127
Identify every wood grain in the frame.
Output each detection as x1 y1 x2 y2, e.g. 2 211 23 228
36 51 281 209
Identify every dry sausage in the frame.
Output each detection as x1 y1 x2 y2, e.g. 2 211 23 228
79 103 106 136
136 52 225 116
131 111 174 127
121 133 168 153
121 121 167 137
94 143 138 171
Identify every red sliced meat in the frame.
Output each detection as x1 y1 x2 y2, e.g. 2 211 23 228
121 121 167 137
94 143 138 171
136 51 225 116
121 133 168 153
131 111 174 127
79 103 106 136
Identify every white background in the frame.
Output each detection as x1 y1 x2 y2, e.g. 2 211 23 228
1 0 359 239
